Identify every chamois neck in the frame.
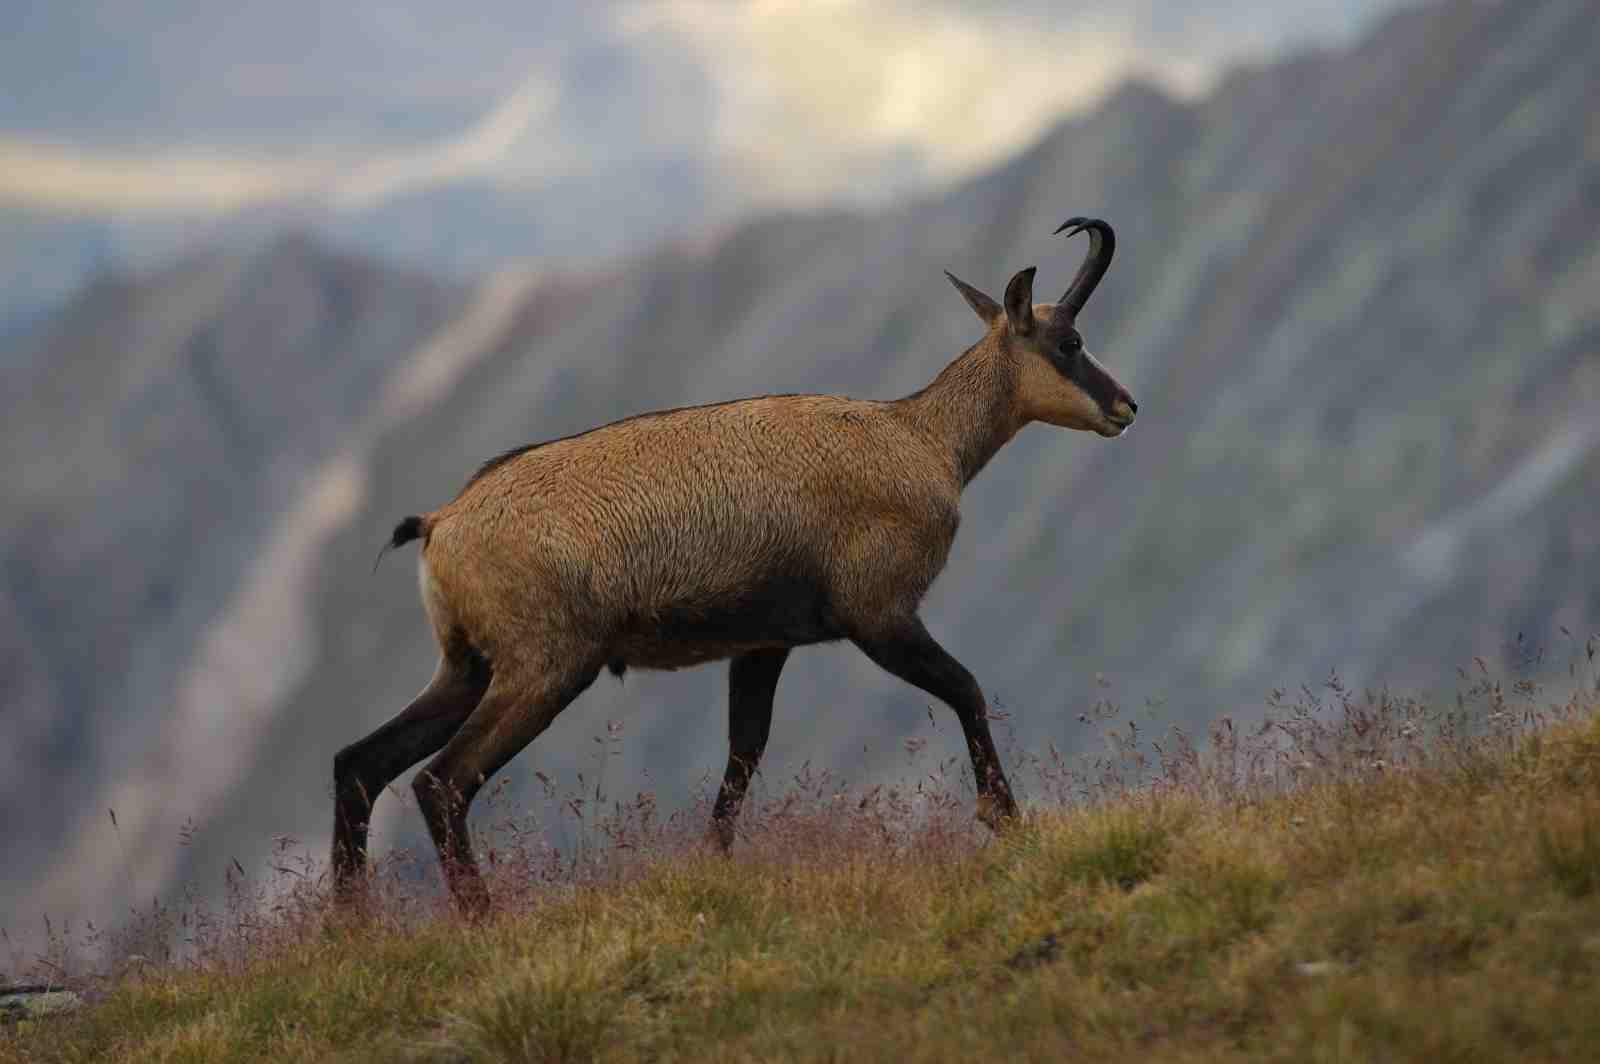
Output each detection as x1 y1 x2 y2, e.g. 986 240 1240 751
896 338 1020 487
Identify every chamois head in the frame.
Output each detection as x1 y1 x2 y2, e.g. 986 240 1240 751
945 217 1137 438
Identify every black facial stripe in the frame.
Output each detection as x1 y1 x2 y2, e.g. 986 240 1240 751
1055 350 1122 415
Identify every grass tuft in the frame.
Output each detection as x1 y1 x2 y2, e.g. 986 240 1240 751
438 954 626 1064
1059 813 1172 891
1538 803 1600 899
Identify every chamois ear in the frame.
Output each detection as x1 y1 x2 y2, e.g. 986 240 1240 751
944 270 1002 325
1004 266 1037 338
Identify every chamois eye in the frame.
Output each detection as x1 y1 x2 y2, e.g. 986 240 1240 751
1058 336 1082 354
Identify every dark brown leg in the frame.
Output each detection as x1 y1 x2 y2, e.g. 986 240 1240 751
852 619 1019 829
413 658 600 918
709 647 790 851
332 657 490 899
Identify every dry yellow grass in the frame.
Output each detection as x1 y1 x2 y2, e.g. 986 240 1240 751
6 676 1600 1062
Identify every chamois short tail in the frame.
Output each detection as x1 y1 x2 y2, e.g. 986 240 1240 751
373 515 429 573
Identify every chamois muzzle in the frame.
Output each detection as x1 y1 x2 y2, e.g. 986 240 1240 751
1091 381 1137 437
1054 217 1115 319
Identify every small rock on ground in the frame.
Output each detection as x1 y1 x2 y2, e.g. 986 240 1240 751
1 985 84 1023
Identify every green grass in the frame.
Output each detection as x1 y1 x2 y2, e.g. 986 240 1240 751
7 682 1600 1062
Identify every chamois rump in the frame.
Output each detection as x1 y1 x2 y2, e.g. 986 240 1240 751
333 217 1137 916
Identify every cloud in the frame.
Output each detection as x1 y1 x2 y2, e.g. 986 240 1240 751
0 71 565 218
0 139 333 214
619 0 1213 204
326 71 566 210
0 2 1398 222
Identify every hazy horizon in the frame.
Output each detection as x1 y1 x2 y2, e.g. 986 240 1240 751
3 1 1410 223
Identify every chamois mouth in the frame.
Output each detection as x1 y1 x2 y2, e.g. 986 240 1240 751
1101 397 1137 436
1099 414 1134 437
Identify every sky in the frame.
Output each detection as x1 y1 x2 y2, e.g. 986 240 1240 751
0 0 1411 222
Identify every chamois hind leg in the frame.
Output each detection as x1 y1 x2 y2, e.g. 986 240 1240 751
852 618 1020 830
709 647 790 851
332 655 490 901
413 653 602 918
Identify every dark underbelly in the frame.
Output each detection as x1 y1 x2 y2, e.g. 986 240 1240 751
607 579 842 673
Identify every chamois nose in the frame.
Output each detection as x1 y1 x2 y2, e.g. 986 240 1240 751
1111 394 1137 423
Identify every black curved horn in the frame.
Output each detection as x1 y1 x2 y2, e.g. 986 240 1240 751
1053 217 1115 318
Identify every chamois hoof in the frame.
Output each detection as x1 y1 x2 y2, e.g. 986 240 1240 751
975 794 1022 835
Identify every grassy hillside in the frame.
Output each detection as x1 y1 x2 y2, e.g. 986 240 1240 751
6 668 1600 1061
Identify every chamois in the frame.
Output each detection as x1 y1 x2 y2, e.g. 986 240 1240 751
333 217 1137 916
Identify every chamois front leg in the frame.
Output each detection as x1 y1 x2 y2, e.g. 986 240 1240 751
853 619 1020 830
710 647 790 851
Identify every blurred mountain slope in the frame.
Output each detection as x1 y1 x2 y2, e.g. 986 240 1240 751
3 0 1597 930
1 237 467 913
